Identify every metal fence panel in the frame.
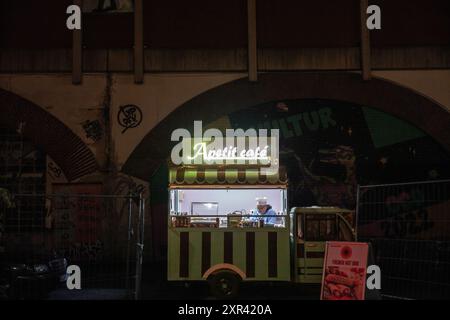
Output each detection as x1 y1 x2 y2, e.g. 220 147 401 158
0 193 144 300
357 180 450 299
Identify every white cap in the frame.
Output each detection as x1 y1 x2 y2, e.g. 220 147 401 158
256 197 268 206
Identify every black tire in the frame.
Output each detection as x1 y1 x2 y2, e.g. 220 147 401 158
208 270 240 299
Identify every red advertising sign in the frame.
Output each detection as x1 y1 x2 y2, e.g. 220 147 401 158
321 242 369 300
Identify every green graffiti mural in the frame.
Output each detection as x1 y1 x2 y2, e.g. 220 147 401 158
226 99 450 209
256 107 338 139
152 99 450 210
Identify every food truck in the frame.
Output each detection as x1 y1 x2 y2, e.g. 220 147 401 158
167 165 356 298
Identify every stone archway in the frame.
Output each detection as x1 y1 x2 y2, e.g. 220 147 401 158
0 88 98 181
122 72 450 180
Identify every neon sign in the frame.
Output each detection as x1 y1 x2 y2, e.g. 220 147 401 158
171 121 279 174
188 143 270 162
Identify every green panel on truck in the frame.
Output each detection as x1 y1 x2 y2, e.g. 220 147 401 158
168 225 291 281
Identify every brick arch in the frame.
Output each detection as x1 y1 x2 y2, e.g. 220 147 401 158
0 88 98 181
122 72 450 180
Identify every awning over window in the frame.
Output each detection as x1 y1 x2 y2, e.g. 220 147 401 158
169 166 287 186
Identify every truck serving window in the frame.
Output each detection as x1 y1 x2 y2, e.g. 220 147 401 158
304 214 337 241
169 188 287 229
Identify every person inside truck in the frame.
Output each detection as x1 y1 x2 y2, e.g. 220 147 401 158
250 197 278 225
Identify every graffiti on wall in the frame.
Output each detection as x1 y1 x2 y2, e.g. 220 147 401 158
81 119 103 143
47 162 62 180
113 174 147 197
111 174 148 225
61 240 104 262
118 105 143 134
47 157 67 183
358 181 450 240
52 183 104 262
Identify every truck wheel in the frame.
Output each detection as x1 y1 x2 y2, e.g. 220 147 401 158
208 271 240 299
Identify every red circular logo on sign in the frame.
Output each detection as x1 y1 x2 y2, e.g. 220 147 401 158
340 246 353 259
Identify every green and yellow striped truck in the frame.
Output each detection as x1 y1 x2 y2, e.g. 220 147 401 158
167 167 355 298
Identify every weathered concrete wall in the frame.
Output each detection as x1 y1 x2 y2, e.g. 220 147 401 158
110 73 246 168
373 70 450 111
1 70 449 174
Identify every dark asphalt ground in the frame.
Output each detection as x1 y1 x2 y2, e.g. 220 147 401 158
47 282 320 300
46 261 321 300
